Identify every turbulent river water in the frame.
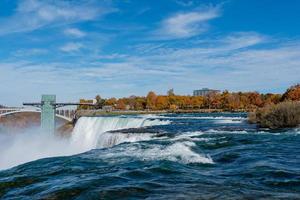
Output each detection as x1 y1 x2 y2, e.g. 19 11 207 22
0 113 299 199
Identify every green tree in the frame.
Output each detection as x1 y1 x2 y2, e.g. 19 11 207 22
167 88 175 96
95 95 105 109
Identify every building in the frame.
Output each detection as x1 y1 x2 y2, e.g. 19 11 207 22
193 88 220 96
102 105 113 112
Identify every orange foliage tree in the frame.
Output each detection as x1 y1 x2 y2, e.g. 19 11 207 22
146 91 157 110
282 84 300 101
78 86 300 111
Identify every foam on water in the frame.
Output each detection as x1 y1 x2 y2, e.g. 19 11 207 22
96 132 154 148
170 131 212 142
205 129 249 134
205 129 300 135
99 141 214 164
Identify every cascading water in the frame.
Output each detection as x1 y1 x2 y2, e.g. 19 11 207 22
70 116 170 152
0 115 169 170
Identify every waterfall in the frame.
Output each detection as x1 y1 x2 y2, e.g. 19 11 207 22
70 116 170 152
0 116 169 170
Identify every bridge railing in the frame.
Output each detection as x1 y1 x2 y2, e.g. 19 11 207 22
0 107 41 114
56 109 76 119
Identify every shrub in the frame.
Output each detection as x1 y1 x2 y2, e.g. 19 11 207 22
248 101 300 129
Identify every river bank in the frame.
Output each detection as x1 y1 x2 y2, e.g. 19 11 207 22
75 108 249 117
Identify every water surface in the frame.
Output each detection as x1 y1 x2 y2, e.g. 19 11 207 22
0 113 299 199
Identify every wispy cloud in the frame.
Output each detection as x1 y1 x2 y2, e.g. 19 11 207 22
154 6 220 40
221 32 267 49
64 28 86 38
0 1 298 106
12 48 48 57
175 0 195 7
0 0 115 35
60 42 83 52
1 34 300 105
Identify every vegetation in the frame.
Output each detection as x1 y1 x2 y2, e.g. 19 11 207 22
78 89 283 112
14 84 298 112
77 84 300 129
249 101 300 129
249 84 300 129
281 84 300 101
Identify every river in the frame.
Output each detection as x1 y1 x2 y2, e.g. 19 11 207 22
0 113 299 199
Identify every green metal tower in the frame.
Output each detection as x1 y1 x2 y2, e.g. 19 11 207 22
41 95 56 134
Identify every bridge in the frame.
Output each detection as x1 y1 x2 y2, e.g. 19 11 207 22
0 107 76 122
21 95 94 134
0 95 94 134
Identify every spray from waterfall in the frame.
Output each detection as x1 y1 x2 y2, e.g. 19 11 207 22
0 116 169 170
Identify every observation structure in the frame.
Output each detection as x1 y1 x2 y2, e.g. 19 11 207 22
23 95 94 134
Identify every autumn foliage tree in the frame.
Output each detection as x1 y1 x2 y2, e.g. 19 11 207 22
104 98 117 106
77 86 300 112
282 84 300 101
146 91 157 110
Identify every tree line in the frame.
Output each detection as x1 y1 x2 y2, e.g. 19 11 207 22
79 84 300 112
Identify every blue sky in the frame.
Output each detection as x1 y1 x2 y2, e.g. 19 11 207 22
0 0 300 105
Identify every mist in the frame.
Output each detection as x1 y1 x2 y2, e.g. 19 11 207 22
0 128 76 170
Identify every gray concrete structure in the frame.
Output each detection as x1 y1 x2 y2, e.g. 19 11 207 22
193 88 220 96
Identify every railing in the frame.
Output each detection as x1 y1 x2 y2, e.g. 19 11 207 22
0 108 77 121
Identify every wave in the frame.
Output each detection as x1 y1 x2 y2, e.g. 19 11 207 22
205 129 250 134
96 132 155 148
97 141 214 164
204 129 300 135
170 131 212 142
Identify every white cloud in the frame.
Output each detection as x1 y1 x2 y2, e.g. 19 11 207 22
60 42 83 52
12 48 48 57
221 32 266 49
175 0 195 7
132 34 300 92
155 6 220 39
0 0 115 35
64 28 86 38
1 32 299 106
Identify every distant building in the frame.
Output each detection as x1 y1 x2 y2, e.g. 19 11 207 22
102 105 113 112
193 88 220 96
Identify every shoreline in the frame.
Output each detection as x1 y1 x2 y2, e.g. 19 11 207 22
75 109 249 117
